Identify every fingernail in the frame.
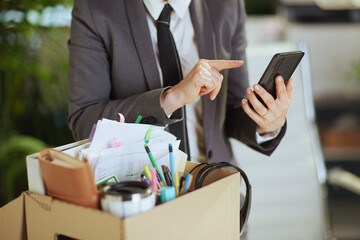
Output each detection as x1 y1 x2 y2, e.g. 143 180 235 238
247 89 252 95
242 99 247 105
254 85 260 91
277 76 283 82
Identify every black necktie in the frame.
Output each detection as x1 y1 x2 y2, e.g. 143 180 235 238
157 4 190 157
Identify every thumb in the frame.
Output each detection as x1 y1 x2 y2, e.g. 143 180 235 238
207 60 244 71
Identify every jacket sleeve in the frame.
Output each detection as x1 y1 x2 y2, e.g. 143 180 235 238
225 0 286 156
67 0 181 140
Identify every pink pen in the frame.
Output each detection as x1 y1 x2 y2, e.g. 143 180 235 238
151 167 158 193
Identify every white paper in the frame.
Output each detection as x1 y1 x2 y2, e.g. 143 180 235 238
80 118 187 185
90 119 168 149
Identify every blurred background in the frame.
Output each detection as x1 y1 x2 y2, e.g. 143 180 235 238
0 0 359 239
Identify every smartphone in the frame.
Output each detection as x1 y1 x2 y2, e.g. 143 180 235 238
254 50 304 105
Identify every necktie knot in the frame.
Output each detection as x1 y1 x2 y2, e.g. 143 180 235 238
157 4 173 25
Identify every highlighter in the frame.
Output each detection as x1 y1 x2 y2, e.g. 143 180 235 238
174 172 180 197
144 165 152 181
151 167 158 193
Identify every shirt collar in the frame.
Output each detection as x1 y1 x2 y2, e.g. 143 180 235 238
143 0 191 20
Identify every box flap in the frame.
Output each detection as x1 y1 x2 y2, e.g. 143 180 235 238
24 192 123 240
0 193 27 240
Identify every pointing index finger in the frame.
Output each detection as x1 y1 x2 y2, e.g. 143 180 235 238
206 60 244 71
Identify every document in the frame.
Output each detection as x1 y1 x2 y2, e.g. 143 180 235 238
80 118 187 185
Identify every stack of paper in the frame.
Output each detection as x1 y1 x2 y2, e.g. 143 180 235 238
80 119 188 185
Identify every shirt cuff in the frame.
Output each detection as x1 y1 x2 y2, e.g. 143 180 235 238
256 128 281 144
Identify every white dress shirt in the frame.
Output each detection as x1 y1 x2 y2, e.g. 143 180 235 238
143 0 279 163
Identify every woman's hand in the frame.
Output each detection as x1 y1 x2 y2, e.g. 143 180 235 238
241 75 293 135
161 59 243 115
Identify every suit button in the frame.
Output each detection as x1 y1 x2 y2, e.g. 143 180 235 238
142 116 157 124
208 150 213 159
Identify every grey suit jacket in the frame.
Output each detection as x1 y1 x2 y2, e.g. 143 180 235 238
67 0 286 163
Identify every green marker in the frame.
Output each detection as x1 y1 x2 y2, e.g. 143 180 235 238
144 129 154 144
135 115 143 124
144 144 167 187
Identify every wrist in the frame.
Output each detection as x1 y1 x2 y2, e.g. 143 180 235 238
257 127 279 137
160 87 184 115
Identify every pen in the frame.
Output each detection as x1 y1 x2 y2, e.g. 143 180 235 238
144 144 167 187
162 165 172 186
150 167 158 193
158 175 164 188
174 172 180 197
141 174 151 186
182 173 193 195
169 144 175 186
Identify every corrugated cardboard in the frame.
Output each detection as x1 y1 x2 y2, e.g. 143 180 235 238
23 162 240 240
0 193 27 240
1 146 241 240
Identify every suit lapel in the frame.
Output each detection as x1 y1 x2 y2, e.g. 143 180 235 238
125 0 161 90
190 0 217 145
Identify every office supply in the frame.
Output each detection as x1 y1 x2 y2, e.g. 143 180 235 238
144 165 152 181
118 113 125 123
89 123 97 141
80 118 188 184
85 140 184 184
96 175 119 189
182 173 193 195
169 144 175 186
150 168 158 193
174 172 180 197
141 174 151 186
100 181 155 217
159 186 176 203
26 154 46 195
145 144 167 186
158 176 164 188
161 165 172 186
38 148 99 209
179 176 185 192
89 118 171 150
135 115 143 124
176 155 187 176
144 129 154 144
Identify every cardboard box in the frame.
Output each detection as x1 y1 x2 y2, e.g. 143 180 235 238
1 140 241 240
24 162 240 240
0 193 27 240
